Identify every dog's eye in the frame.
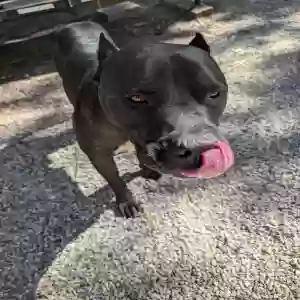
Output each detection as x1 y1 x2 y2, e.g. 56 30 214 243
128 94 148 103
209 91 220 99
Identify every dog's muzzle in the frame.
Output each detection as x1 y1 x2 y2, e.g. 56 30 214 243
146 138 235 179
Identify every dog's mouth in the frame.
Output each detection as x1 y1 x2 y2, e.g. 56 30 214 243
144 140 235 179
180 141 234 179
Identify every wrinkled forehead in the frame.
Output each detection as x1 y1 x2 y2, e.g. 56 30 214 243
102 42 223 91
106 43 173 82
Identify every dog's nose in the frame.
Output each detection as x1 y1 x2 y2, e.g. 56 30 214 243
172 147 193 159
157 140 207 170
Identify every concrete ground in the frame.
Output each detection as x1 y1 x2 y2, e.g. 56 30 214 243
0 0 300 299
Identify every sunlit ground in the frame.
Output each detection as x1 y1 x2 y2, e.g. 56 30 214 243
1 1 300 299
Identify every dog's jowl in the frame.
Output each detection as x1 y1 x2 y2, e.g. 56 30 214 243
53 21 234 218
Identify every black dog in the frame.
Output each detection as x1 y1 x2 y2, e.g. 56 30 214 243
53 21 234 218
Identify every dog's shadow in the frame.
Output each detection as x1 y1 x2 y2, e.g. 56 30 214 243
1 127 128 299
1 123 195 299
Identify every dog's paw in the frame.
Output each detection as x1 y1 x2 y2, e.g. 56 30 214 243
116 193 143 218
140 167 162 181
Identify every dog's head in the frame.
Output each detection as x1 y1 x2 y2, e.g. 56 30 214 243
94 33 234 178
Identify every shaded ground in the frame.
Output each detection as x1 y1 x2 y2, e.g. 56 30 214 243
0 0 300 299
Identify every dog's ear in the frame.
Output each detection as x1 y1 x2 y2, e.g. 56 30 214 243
97 32 119 62
189 32 211 54
93 32 119 83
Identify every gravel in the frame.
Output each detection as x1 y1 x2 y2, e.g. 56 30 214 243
1 1 300 299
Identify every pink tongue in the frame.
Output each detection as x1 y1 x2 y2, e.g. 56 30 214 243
181 141 234 179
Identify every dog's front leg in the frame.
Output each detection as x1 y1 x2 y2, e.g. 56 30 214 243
135 144 162 181
75 126 142 217
73 112 142 218
88 151 142 218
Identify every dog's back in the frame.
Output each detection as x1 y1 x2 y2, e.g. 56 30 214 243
53 21 113 106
